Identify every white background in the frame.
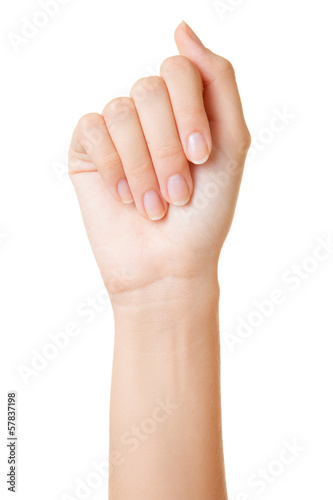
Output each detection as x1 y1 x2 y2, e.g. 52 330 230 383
1 0 332 498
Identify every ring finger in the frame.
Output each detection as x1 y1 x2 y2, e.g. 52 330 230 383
102 97 168 221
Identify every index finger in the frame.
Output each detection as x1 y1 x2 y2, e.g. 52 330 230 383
160 55 212 165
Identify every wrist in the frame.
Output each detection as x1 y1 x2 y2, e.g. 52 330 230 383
110 273 220 352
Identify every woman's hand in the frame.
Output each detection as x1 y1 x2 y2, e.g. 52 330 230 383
68 22 250 300
68 23 250 499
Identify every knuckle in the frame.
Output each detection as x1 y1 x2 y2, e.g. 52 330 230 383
154 143 184 163
130 76 165 101
242 129 252 151
103 97 135 123
160 55 193 76
177 102 204 120
101 151 120 170
77 113 103 133
232 127 252 156
77 113 105 152
215 56 235 75
129 160 152 179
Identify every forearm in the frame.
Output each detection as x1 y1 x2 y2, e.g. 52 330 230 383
108 275 228 499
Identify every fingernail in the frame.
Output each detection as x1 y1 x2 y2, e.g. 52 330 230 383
187 132 210 164
117 179 133 204
181 21 204 46
143 190 167 220
167 174 190 206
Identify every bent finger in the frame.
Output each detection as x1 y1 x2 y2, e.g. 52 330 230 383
70 113 133 204
160 55 212 165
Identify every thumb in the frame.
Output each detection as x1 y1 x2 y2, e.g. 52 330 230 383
174 22 250 156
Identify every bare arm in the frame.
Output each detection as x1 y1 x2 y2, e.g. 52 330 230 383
109 277 226 498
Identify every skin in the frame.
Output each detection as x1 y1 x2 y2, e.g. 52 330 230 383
68 22 250 500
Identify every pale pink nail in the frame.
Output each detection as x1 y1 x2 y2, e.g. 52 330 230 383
187 132 210 165
143 190 166 221
117 179 133 204
167 174 190 206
